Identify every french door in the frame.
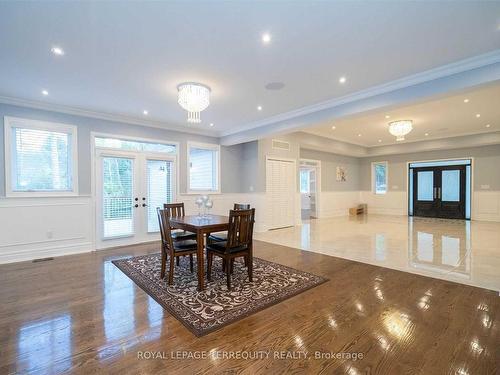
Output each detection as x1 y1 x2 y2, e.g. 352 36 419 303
96 150 176 248
412 165 466 219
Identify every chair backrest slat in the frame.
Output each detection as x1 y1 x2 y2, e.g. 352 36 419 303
157 208 174 251
227 208 255 249
164 202 186 218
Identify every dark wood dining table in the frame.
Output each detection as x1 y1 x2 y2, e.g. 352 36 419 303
169 214 229 291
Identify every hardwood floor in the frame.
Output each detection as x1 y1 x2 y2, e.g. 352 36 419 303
0 240 498 374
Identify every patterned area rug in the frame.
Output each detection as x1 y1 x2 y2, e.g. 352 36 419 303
112 254 328 336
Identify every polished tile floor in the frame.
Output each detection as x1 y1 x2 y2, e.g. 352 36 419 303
255 215 500 292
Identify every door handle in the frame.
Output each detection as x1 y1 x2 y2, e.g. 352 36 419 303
433 187 437 199
142 203 148 207
437 187 441 200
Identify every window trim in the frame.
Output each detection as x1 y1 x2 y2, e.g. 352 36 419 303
372 161 388 195
4 116 79 197
186 141 220 194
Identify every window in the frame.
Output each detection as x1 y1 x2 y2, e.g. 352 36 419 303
300 169 310 194
95 136 176 154
4 117 78 196
187 142 220 193
372 161 388 194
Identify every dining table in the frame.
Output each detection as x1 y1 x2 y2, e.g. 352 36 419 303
168 214 229 291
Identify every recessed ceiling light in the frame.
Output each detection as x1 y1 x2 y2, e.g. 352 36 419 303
51 46 64 56
385 115 390 119
425 133 429 136
476 114 481 118
378 139 382 143
143 110 148 115
41 89 49 96
486 124 491 128
257 105 262 111
358 133 362 137
262 33 271 44
339 76 347 84
209 123 214 127
463 98 469 103
331 125 336 130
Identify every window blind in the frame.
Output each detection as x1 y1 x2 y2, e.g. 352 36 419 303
102 157 134 238
147 160 174 232
11 127 72 192
189 147 218 191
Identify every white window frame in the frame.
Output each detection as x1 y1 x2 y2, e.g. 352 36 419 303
186 141 220 194
372 161 388 195
4 116 78 197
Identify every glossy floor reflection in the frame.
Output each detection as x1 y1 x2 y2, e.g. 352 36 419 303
0 237 498 374
255 215 500 291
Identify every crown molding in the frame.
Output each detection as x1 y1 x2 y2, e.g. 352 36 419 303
0 95 219 138
221 49 500 138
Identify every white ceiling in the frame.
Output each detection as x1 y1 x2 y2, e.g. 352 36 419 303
0 1 499 137
303 83 500 147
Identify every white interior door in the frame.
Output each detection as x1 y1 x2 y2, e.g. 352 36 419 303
96 150 176 249
266 158 296 229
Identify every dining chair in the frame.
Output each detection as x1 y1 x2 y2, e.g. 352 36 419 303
164 202 197 266
208 203 251 242
157 208 197 284
206 208 255 289
163 203 197 241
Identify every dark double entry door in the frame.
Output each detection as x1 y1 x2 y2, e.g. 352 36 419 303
412 165 466 219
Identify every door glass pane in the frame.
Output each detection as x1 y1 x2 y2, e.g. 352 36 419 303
442 170 460 202
147 160 173 232
417 171 434 201
103 157 133 238
300 169 310 193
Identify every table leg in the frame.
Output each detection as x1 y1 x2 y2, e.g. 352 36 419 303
197 231 205 291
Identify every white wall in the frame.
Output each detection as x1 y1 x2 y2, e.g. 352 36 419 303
0 196 93 263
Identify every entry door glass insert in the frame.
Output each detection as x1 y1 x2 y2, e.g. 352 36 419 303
442 170 460 201
103 157 134 238
147 159 174 232
417 171 434 201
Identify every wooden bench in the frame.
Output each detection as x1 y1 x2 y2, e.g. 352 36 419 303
349 204 367 216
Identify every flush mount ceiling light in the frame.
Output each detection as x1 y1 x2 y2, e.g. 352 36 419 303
51 46 64 56
177 82 211 123
388 120 413 141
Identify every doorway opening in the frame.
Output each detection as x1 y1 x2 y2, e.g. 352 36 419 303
408 159 471 220
300 159 320 220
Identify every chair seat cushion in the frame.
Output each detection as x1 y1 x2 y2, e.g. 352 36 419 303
208 232 227 242
206 241 248 254
172 230 196 241
173 239 197 252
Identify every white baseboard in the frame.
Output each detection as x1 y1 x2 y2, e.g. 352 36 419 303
0 241 93 264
